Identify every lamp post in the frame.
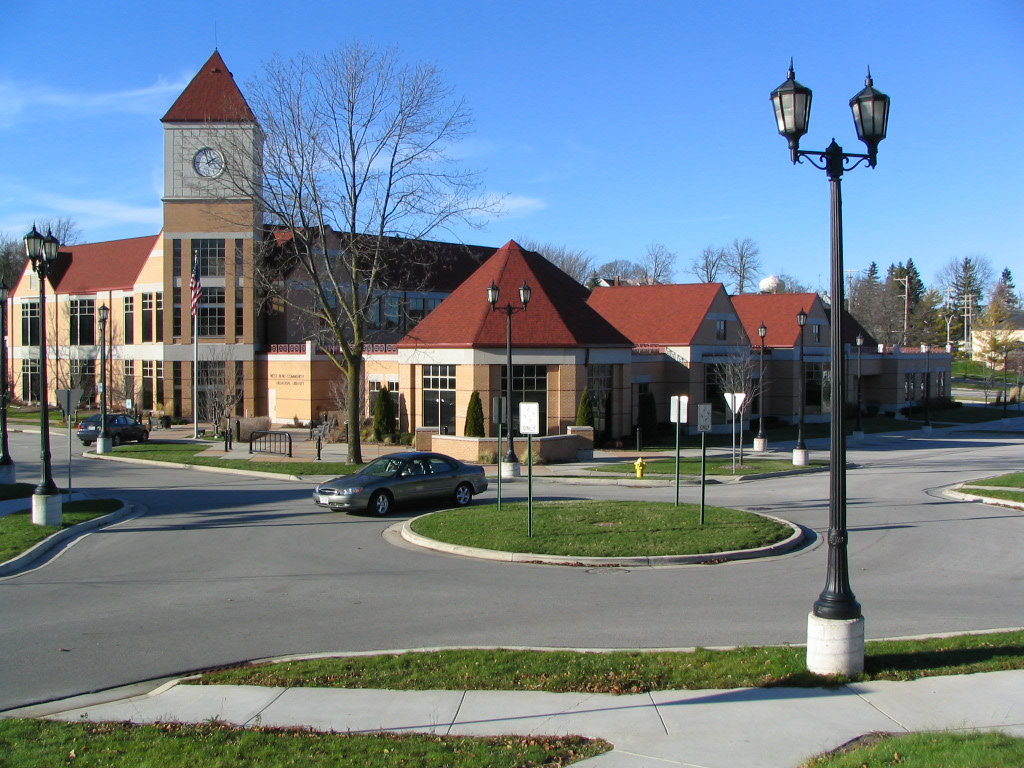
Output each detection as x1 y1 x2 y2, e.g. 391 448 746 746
754 322 768 452
771 61 889 676
921 343 931 430
793 309 808 466
854 333 864 438
23 225 62 525
487 280 531 478
97 305 111 454
0 280 13 484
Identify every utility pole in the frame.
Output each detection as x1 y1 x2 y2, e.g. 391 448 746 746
894 275 910 346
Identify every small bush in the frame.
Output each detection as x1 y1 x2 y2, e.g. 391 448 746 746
479 450 497 464
576 388 595 428
464 391 484 437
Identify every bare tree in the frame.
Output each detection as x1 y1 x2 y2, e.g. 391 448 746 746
233 43 492 462
0 234 25 290
687 245 726 283
594 258 644 285
723 237 762 294
36 217 84 246
514 238 593 284
773 273 813 293
712 349 763 466
638 242 676 284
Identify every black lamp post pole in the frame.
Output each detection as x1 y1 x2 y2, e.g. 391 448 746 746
757 323 767 444
0 282 12 481
98 305 110 451
771 63 889 629
923 345 931 427
488 282 531 468
796 311 807 452
855 334 864 434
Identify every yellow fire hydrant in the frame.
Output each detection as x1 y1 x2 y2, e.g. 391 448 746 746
634 456 646 478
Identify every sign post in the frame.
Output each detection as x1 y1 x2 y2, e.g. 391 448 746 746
519 402 540 537
56 388 83 491
697 403 712 525
723 393 747 472
669 395 688 507
492 397 506 510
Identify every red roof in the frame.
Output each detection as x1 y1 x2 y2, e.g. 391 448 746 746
397 241 631 349
162 51 257 124
47 235 159 294
586 283 726 346
731 293 822 347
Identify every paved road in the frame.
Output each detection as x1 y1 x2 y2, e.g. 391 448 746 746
1 424 1021 711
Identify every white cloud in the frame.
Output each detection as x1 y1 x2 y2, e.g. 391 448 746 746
0 187 161 242
494 194 547 218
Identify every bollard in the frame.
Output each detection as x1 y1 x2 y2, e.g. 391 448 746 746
634 456 646 478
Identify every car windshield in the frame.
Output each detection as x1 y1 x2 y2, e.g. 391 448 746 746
361 457 405 477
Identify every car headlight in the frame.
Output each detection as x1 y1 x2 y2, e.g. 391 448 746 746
320 486 363 495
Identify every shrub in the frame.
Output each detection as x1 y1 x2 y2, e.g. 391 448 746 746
372 386 397 442
576 388 595 428
637 392 657 439
464 391 484 437
479 450 497 464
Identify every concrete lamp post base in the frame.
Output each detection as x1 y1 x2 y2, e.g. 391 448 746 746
96 437 113 454
753 437 768 452
806 613 865 677
0 463 15 485
792 447 809 466
31 494 63 527
500 461 521 479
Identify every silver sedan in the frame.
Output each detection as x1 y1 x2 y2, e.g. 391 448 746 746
313 451 488 515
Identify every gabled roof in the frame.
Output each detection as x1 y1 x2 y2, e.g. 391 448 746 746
46 235 159 295
731 293 823 347
586 283 726 346
397 241 631 349
162 50 257 124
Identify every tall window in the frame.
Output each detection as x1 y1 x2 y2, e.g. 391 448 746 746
197 287 226 337
21 359 40 402
123 296 134 344
142 360 154 409
588 364 613 437
21 301 40 346
142 293 154 342
812 324 822 343
172 287 181 338
123 359 136 406
70 359 96 403
70 299 95 345
172 239 182 279
192 238 225 276
234 238 244 276
502 364 548 435
715 319 727 341
806 363 831 412
155 293 164 342
904 373 915 402
422 364 455 432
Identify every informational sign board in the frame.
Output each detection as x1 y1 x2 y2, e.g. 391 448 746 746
519 401 540 435
723 392 747 414
56 388 84 416
697 403 713 433
669 395 689 424
491 396 506 424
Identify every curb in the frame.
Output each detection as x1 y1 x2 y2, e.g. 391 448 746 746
398 510 806 567
0 498 139 577
942 484 1024 510
83 452 306 482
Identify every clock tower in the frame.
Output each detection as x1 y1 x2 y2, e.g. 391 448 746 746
160 51 262 418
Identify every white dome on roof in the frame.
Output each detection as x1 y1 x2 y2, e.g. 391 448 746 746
759 275 784 294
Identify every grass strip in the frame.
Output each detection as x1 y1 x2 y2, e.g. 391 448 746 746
409 501 790 557
0 499 123 563
965 472 1024 488
591 458 826 475
112 442 359 477
961 488 1024 504
0 720 609 768
801 731 1024 767
191 630 1024 694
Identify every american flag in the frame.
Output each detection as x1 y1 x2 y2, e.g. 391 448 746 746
190 260 202 317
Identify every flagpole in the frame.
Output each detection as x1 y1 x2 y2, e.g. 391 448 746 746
191 258 201 440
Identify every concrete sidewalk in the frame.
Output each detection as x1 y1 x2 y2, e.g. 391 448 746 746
9 669 1024 767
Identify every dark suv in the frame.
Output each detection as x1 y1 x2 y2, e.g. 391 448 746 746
77 414 150 447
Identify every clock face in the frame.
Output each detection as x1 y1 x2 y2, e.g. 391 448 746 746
193 147 225 178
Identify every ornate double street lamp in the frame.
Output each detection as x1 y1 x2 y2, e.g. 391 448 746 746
0 280 14 484
97 305 111 454
793 309 808 466
23 225 62 526
754 322 768 452
771 61 890 676
854 333 865 437
487 281 531 478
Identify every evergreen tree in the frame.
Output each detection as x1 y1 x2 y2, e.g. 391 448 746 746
995 268 1020 312
464 390 484 437
371 385 396 442
576 388 595 428
938 256 992 354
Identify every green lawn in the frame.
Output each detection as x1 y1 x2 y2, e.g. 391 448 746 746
962 488 1024 504
0 720 609 768
0 499 123 563
410 500 791 557
802 731 1024 767
592 457 826 475
966 472 1024 488
192 629 1024 693
112 442 359 477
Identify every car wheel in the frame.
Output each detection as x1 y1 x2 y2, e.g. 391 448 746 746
81 441 92 447
138 432 148 442
111 434 122 447
369 490 392 516
453 482 474 507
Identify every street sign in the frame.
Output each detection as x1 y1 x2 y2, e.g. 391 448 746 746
56 388 84 415
491 396 506 424
723 392 747 414
697 403 713 432
670 395 689 424
519 401 540 435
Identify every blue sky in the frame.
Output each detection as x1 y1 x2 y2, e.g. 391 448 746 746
2 0 1022 292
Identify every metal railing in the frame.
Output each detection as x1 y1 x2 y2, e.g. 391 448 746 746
249 430 293 458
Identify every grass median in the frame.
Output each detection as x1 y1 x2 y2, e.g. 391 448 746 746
409 500 792 557
802 731 1024 767
190 629 1024 693
0 499 123 563
0 720 609 768
110 442 359 477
